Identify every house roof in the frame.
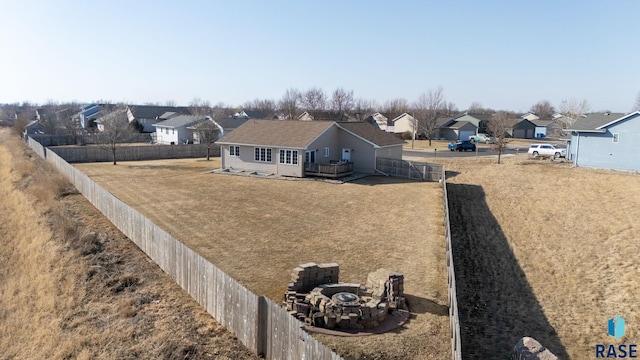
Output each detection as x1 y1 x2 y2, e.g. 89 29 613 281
391 113 414 123
216 120 404 149
462 113 493 122
216 117 250 130
153 115 207 128
568 112 627 131
505 118 535 128
243 110 269 119
530 119 555 127
445 120 476 130
128 105 191 119
337 122 405 147
297 110 352 122
216 120 334 148
159 111 179 120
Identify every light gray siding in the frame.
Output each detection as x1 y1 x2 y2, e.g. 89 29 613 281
308 125 341 164
222 145 279 174
571 114 640 171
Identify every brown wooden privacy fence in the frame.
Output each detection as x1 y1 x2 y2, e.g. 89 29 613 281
48 143 220 163
376 157 444 181
29 133 151 146
26 137 342 360
442 172 463 360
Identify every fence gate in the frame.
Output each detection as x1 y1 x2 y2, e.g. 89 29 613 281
376 157 443 182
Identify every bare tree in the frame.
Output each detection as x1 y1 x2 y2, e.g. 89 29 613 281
413 87 445 146
11 113 30 136
382 98 410 120
557 98 590 135
165 100 177 106
633 91 640 112
189 97 212 116
192 114 223 161
529 100 555 119
243 98 277 118
353 98 379 121
96 106 138 165
300 87 327 119
487 111 512 164
278 88 301 120
442 101 458 116
468 101 484 113
330 87 354 115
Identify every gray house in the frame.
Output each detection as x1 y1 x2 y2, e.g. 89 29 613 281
507 119 536 138
215 120 404 178
567 111 640 171
436 117 477 140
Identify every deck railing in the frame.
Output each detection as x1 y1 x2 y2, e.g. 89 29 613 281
304 162 354 178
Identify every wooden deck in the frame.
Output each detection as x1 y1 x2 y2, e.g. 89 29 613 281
304 162 354 178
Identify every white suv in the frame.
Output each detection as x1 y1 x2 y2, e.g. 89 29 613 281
468 133 493 143
528 144 566 158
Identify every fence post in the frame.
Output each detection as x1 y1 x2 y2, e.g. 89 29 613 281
257 295 268 357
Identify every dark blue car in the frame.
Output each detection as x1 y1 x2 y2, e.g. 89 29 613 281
455 140 476 152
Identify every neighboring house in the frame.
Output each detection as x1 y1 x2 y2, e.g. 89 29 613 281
390 113 415 135
93 108 129 132
152 115 209 144
24 120 45 135
127 105 191 133
436 117 478 140
215 120 404 177
530 119 556 138
212 117 250 137
297 111 314 121
297 110 354 122
507 118 536 138
366 112 389 131
449 113 492 133
74 104 103 128
234 110 270 119
521 112 540 121
567 111 640 171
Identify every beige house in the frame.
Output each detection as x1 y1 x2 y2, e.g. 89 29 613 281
215 120 404 178
389 113 416 135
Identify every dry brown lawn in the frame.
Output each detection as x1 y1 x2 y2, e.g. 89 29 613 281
75 158 450 359
0 128 258 359
429 155 640 359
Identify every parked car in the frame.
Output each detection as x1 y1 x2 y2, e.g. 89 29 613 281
528 143 566 158
456 140 476 152
448 142 457 151
468 133 494 143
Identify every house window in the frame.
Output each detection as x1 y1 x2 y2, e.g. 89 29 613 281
323 147 330 157
229 146 240 156
613 133 619 143
254 147 272 162
279 149 298 165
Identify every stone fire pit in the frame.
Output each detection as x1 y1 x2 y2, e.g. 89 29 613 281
283 263 406 332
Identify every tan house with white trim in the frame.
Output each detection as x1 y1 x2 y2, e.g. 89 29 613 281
215 120 404 178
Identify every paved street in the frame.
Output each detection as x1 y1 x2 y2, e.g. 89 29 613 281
403 145 525 159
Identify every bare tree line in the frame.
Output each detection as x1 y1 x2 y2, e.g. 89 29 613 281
6 89 640 146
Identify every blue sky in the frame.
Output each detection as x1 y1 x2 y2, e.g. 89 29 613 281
1 0 639 112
